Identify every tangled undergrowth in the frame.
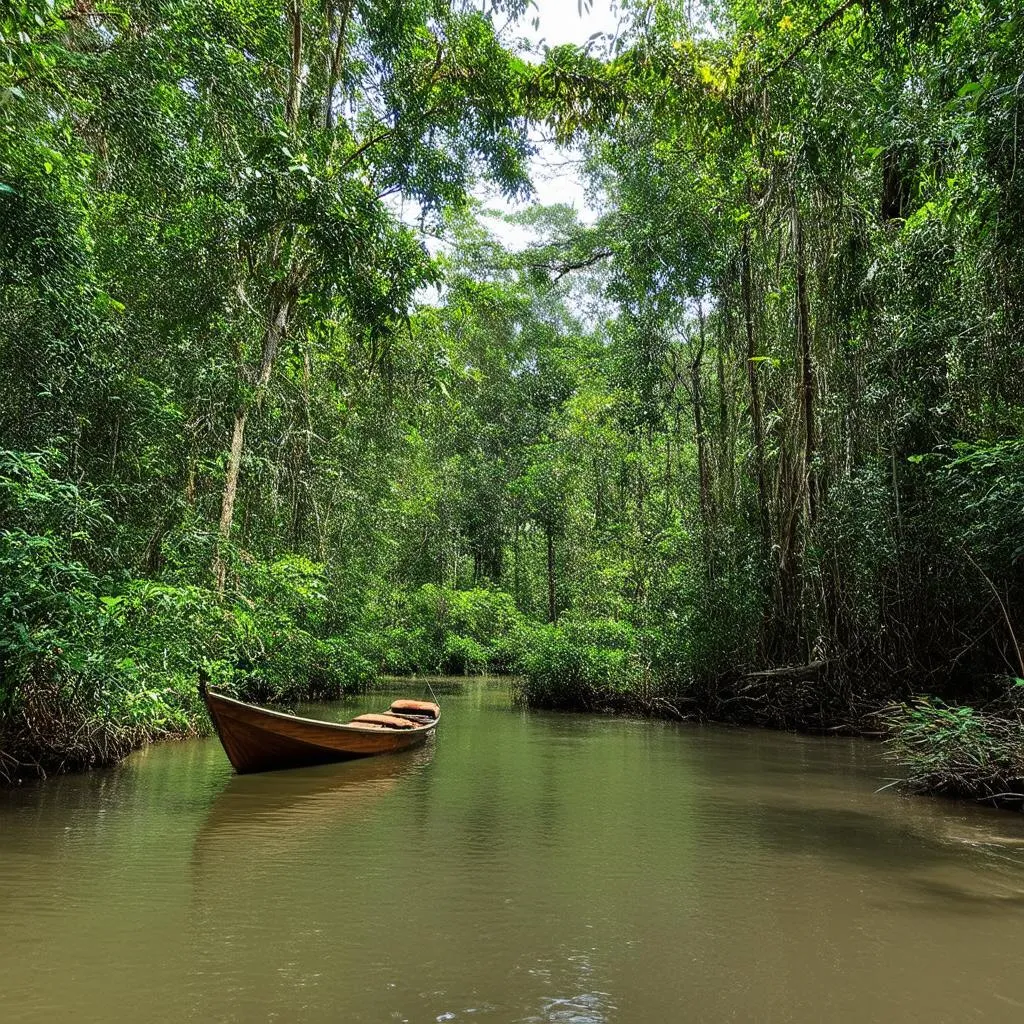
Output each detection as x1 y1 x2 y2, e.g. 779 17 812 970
880 695 1024 805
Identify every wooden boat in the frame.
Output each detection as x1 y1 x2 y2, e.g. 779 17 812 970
200 679 440 775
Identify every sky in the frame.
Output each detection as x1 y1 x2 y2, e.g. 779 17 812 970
401 0 624 300
476 0 623 249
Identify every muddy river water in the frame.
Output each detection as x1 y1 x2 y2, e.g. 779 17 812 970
3 678 1024 1022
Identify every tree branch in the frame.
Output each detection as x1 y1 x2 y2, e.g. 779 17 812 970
761 0 863 82
526 247 614 282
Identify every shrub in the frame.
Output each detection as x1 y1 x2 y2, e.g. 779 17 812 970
881 695 1024 799
0 454 378 778
517 617 645 710
365 625 435 675
442 634 489 674
235 629 374 703
363 584 529 675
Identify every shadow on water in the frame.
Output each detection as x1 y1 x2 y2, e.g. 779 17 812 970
717 786 1024 918
895 875 1024 911
376 675 470 697
191 743 435 871
742 802 954 871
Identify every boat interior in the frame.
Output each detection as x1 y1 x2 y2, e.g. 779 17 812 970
347 700 440 730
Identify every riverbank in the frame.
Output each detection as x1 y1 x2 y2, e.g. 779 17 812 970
0 665 372 784
7 660 1023 815
3 572 1021 804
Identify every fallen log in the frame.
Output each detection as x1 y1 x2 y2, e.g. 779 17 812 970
743 660 829 682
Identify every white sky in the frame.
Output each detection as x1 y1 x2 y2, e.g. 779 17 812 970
477 0 623 249
403 0 623 302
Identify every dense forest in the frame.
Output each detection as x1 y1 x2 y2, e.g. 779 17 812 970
2 0 1023 797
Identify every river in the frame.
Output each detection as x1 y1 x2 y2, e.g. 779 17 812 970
3 678 1024 1022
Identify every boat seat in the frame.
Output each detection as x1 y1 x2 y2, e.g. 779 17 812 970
350 713 418 730
389 700 440 720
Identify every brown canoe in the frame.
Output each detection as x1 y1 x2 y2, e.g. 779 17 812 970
200 680 440 775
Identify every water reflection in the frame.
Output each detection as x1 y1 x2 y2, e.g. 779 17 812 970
189 745 435 915
195 745 433 849
6 681 1024 1024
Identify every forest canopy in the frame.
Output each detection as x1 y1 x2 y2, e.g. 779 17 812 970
2 0 1023 795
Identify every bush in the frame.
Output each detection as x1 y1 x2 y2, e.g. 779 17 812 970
517 617 645 710
0 573 219 778
881 695 1024 800
365 625 434 675
442 634 489 674
233 625 375 704
363 584 529 675
0 454 379 779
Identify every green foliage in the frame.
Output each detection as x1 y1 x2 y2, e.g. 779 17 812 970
442 634 490 676
934 440 1024 572
517 616 649 711
0 452 375 777
4 0 1024 800
364 584 526 676
0 451 108 708
882 697 1024 799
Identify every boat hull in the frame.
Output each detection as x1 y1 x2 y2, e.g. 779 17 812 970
202 686 438 774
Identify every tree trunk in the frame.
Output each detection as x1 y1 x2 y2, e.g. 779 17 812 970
741 225 769 550
546 522 556 623
793 206 816 524
212 3 306 591
213 288 294 589
285 0 304 125
717 275 735 515
692 296 712 530
325 1 352 130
